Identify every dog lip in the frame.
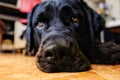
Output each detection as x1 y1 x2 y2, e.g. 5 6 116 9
37 59 55 65
36 62 53 72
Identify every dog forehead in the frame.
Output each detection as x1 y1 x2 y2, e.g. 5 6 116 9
32 0 71 17
32 0 83 24
39 0 80 9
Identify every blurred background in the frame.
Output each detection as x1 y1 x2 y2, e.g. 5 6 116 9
0 0 120 53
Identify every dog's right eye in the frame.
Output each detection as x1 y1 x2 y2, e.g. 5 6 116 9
36 22 44 29
71 16 79 23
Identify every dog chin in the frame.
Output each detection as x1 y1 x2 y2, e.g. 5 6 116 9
36 62 55 73
36 55 91 72
36 62 90 73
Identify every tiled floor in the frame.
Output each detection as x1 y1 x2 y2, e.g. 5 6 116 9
0 53 120 80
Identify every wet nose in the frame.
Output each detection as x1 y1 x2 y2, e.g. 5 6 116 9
44 44 66 60
39 34 74 60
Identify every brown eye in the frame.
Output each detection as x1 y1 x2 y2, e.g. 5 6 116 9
37 22 44 28
72 16 79 23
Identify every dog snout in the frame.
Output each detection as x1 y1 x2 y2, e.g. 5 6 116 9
45 37 73 56
36 32 91 72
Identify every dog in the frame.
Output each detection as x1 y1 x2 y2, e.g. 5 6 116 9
25 0 120 72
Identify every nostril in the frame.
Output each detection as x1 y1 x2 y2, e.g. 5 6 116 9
59 52 65 58
70 42 73 47
45 51 54 57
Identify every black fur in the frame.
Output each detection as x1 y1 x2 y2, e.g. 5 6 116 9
25 0 120 72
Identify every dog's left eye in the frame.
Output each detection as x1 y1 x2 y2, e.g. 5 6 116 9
71 16 79 23
36 22 44 29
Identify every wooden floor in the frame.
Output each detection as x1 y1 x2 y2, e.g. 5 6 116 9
0 53 120 80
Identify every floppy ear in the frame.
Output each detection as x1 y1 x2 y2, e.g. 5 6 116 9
78 0 105 39
25 4 39 56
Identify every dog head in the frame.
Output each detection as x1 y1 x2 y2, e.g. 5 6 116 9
26 0 105 72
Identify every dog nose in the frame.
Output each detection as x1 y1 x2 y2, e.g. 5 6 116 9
44 45 66 60
38 34 74 60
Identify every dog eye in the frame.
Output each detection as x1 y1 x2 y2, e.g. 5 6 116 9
36 22 44 29
71 16 79 23
37 22 44 27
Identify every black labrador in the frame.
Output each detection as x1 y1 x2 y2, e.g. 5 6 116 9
25 0 120 72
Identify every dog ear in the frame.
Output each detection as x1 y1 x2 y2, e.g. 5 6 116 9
25 4 39 56
78 0 105 39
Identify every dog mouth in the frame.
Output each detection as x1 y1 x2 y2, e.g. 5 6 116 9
36 47 91 72
36 57 57 72
36 48 74 72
